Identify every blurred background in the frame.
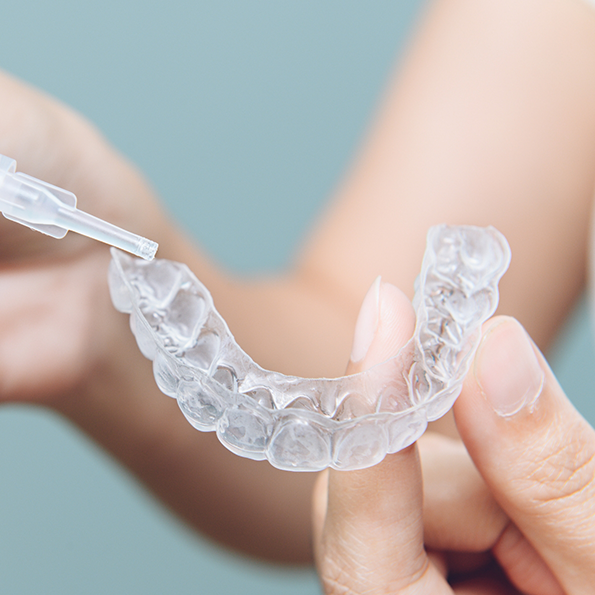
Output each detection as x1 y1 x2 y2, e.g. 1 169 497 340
0 1 593 593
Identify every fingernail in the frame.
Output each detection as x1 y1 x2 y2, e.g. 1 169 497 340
475 318 545 417
350 276 381 363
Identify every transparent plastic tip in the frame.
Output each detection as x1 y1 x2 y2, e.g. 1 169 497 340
0 154 158 260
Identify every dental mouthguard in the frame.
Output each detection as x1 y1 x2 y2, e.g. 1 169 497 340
108 225 510 471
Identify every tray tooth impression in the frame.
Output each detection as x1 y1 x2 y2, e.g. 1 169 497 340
108 224 510 471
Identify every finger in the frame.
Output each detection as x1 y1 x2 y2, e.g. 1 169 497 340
420 406 558 593
314 279 451 594
491 522 562 595
419 432 508 553
420 433 549 586
454 316 593 594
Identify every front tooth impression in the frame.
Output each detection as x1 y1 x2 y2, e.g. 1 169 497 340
160 288 207 349
108 225 510 471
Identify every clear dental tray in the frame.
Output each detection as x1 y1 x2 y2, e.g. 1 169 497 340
108 225 510 471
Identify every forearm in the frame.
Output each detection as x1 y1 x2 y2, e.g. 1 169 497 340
299 0 595 352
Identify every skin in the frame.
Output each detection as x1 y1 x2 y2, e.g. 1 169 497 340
314 290 595 592
1 0 595 569
314 2 595 595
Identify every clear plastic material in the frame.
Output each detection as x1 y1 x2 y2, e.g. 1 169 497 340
109 225 510 471
0 154 158 260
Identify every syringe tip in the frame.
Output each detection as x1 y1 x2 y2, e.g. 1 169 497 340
135 237 159 260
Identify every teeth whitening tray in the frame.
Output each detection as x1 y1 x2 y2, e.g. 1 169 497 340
0 153 510 471
109 224 510 471
0 154 158 260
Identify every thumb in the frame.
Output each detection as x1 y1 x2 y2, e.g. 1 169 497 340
454 316 595 594
313 279 450 594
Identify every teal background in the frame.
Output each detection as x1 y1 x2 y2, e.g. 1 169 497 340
0 1 593 593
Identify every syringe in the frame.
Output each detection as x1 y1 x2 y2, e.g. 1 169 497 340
0 154 158 260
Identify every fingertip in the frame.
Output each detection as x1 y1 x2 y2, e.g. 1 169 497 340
348 279 415 375
372 281 416 362
474 317 544 417
453 316 545 434
349 276 381 364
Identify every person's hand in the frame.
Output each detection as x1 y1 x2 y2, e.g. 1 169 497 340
0 70 181 407
0 72 324 562
313 282 595 593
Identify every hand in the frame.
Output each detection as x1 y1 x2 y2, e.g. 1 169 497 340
0 71 320 561
0 69 175 406
313 283 595 593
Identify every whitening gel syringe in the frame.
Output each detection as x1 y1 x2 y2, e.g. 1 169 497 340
0 154 158 260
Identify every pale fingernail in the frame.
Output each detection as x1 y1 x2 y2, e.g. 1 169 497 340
475 318 545 417
350 276 381 363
